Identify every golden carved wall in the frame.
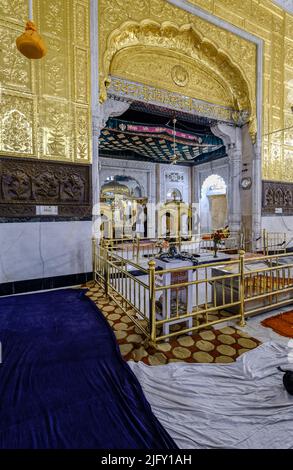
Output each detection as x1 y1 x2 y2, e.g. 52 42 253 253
0 0 91 163
99 0 257 139
186 0 293 183
99 0 293 182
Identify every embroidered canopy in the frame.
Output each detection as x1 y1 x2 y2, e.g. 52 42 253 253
99 118 225 164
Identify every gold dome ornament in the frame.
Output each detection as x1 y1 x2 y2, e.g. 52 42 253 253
16 20 47 59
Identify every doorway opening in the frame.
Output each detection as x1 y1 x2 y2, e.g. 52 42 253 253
200 174 228 233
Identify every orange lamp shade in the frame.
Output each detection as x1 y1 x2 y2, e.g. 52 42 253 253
16 21 47 59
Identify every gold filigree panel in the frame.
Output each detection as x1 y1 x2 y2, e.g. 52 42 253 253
0 92 35 156
99 0 293 181
0 0 91 163
75 106 91 161
40 35 70 99
75 1 89 46
99 0 257 141
37 98 72 160
187 0 293 182
0 0 27 25
75 48 89 104
0 21 33 93
111 46 234 108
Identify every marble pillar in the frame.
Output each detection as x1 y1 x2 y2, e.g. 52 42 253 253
91 98 130 238
212 123 242 233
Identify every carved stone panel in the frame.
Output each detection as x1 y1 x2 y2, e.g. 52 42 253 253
0 157 91 219
262 180 293 215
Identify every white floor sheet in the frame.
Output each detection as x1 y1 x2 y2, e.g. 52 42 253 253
129 342 293 449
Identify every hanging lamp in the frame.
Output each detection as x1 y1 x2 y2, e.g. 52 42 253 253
16 0 47 59
170 118 179 164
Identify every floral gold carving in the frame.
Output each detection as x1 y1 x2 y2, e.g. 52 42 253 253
0 0 91 164
186 0 293 182
0 0 27 24
108 77 236 123
111 48 234 108
99 0 256 138
0 22 32 91
171 65 189 87
99 0 293 182
75 48 88 104
102 20 252 117
0 93 34 156
75 107 90 161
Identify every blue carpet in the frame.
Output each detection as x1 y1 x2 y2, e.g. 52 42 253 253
0 289 177 449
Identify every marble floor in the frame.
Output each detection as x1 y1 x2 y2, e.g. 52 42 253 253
230 305 293 345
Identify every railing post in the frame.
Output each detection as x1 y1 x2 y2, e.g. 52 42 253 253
136 234 140 263
92 236 96 283
178 234 182 252
104 240 110 297
148 260 156 343
284 232 287 253
262 228 267 256
239 249 246 327
240 231 244 250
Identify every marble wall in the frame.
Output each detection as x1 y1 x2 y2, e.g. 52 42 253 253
262 216 293 247
0 221 92 284
159 165 191 204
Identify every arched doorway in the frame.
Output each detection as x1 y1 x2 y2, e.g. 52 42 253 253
95 12 259 243
200 175 228 233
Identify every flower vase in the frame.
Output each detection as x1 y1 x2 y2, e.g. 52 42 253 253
213 240 218 258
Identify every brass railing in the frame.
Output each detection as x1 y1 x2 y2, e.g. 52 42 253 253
243 252 293 316
93 239 293 343
148 253 245 342
101 231 244 263
95 241 151 338
261 229 287 255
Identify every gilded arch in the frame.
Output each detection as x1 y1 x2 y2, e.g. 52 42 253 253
100 20 255 133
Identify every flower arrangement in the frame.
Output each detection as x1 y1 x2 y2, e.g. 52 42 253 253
211 226 230 257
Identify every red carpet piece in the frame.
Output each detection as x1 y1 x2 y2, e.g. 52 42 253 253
261 311 293 338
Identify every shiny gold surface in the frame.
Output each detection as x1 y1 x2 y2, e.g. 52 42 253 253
111 47 234 107
0 0 91 163
99 0 293 182
99 0 257 136
185 0 293 182
108 77 236 123
106 22 252 113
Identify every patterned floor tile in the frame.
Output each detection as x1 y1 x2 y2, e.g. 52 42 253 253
84 285 261 366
